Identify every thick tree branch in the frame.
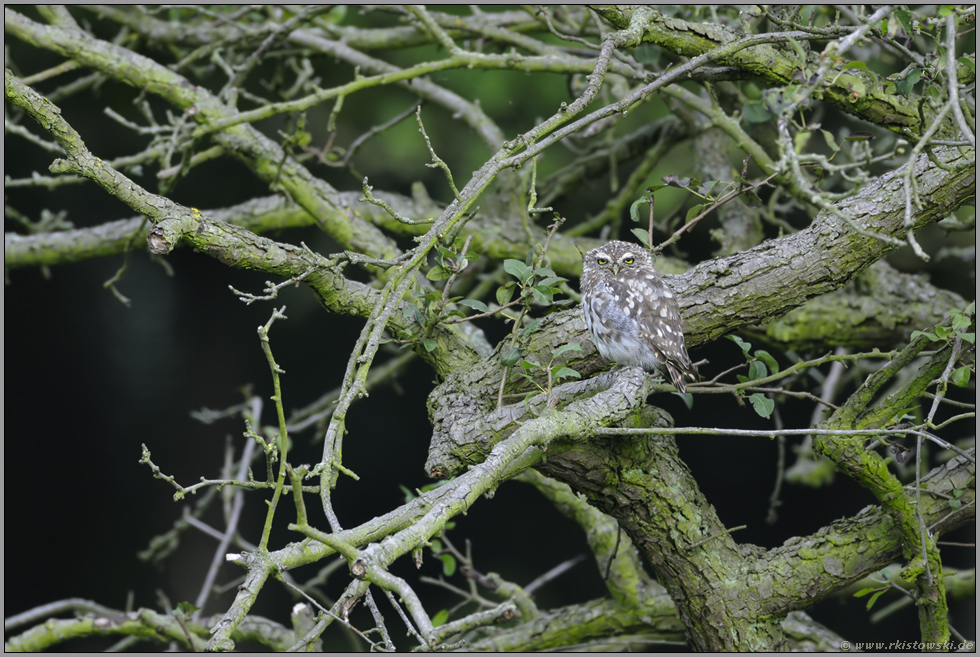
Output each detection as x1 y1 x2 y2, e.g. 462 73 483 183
428 361 974 650
753 261 969 349
591 5 933 136
4 8 400 261
420 145 974 412
5 69 482 376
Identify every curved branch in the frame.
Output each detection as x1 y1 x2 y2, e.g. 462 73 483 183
4 8 400 261
592 6 931 135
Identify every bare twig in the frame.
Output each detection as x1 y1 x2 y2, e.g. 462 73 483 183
416 105 462 201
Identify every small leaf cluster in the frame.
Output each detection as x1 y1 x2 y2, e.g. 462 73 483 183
396 241 484 350
911 303 975 388
510 343 583 403
500 320 544 368
627 170 763 247
425 242 478 284
877 8 976 97
496 257 568 310
728 334 780 419
853 569 895 611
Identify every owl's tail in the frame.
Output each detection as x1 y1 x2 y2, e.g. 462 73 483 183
666 361 699 394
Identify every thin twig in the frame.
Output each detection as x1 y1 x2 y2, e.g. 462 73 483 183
945 15 975 149
360 176 435 225
316 101 420 168
416 105 462 200
656 171 778 253
685 525 747 550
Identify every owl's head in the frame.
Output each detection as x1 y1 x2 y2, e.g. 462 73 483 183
583 240 653 276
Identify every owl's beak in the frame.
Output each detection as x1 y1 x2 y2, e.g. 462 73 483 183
611 265 620 275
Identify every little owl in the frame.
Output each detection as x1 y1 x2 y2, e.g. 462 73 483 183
581 241 699 392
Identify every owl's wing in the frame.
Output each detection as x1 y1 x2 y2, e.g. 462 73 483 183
631 277 700 391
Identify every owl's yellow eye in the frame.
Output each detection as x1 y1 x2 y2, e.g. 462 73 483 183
596 258 608 265
622 257 634 264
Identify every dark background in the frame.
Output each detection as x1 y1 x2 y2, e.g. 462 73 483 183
5 5 975 651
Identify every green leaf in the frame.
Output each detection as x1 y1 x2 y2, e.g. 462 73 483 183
895 68 922 96
503 259 533 284
440 553 457 577
685 203 706 222
432 609 450 627
894 9 914 37
748 360 767 381
459 298 489 313
742 100 772 124
552 366 581 381
629 196 651 224
175 601 200 615
426 265 451 281
959 332 975 344
911 329 941 342
738 189 763 208
423 338 437 352
951 312 972 330
554 343 583 358
496 282 516 306
293 130 312 148
853 587 877 598
865 589 886 610
749 393 774 419
399 485 417 503
501 347 522 367
755 350 779 376
838 74 866 97
532 285 553 305
536 276 567 288
727 334 752 355
821 129 840 152
698 180 724 198
950 366 972 387
630 228 652 246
